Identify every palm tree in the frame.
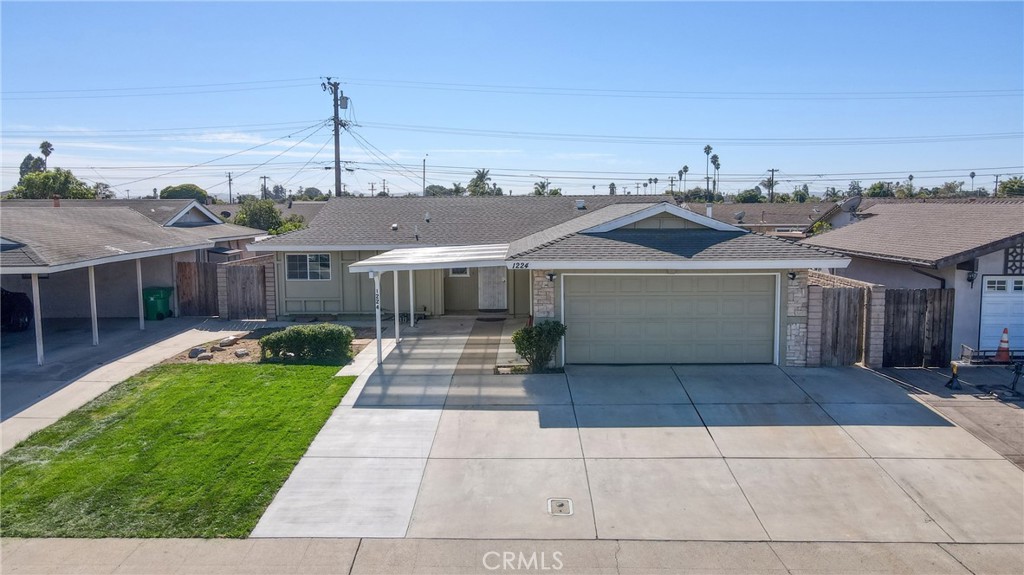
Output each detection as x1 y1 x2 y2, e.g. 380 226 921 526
609 182 617 195
39 141 54 170
653 177 659 194
474 168 490 183
970 171 976 195
710 154 720 197
533 180 549 195
643 182 648 193
703 145 713 201
681 165 689 192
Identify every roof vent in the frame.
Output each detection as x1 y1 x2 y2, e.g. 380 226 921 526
391 223 398 231
575 199 586 210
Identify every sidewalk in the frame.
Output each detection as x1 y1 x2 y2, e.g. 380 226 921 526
2 537 1021 574
0 319 289 453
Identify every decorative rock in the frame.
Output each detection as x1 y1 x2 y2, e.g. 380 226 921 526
219 336 240 347
188 347 206 359
234 349 251 358
196 353 215 361
210 345 225 352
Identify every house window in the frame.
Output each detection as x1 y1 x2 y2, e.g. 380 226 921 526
449 267 470 277
1014 280 1024 292
986 279 1007 292
286 254 331 280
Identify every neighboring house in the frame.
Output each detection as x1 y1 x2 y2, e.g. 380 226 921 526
0 201 264 363
2 198 262 262
802 202 1024 356
251 196 848 366
687 202 839 238
213 200 327 228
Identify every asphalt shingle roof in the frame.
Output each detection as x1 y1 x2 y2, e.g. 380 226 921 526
213 201 326 225
1 199 198 225
687 202 838 228
256 195 665 248
510 229 845 263
0 207 211 270
802 202 1024 267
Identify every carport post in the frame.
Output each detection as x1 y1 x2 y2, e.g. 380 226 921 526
136 259 145 331
88 266 98 346
392 270 400 343
372 272 382 365
31 273 43 366
408 270 415 328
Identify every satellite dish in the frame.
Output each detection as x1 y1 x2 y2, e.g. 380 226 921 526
840 196 862 212
733 211 746 222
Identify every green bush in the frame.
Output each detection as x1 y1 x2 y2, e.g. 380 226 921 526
511 320 567 373
259 323 355 363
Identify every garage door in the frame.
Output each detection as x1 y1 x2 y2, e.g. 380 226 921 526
980 275 1024 349
563 275 776 364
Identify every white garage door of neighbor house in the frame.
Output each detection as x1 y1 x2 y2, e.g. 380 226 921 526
563 274 776 364
980 275 1024 350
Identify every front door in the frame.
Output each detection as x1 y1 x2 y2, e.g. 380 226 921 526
477 266 507 312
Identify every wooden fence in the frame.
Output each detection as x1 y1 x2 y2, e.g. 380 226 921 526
217 255 274 320
883 288 955 367
818 287 865 366
176 261 219 316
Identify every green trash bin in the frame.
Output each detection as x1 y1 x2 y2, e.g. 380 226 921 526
142 287 174 321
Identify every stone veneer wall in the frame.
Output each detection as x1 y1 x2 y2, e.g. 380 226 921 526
785 270 809 367
531 270 556 320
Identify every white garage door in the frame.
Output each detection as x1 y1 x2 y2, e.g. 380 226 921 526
980 275 1024 349
563 274 777 364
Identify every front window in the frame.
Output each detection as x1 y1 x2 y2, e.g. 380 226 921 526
986 279 1007 292
286 254 331 280
449 267 470 277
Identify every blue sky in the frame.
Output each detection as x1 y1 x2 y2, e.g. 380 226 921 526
2 1 1022 199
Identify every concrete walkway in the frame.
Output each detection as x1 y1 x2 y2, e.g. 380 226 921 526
2 537 1021 574
0 318 286 453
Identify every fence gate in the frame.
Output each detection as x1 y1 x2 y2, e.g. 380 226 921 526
225 264 266 319
883 288 955 367
819 286 866 366
176 261 219 316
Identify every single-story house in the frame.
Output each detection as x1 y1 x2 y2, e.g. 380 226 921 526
0 201 264 364
1 198 262 262
692 202 839 238
250 196 849 366
802 201 1024 356
213 199 327 228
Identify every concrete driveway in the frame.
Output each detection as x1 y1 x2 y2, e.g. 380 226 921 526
254 320 1024 543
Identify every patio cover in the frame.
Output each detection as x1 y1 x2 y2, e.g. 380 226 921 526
348 243 511 273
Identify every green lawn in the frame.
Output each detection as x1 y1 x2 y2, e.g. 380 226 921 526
0 364 352 538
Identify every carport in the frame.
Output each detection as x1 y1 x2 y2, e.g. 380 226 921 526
349 244 510 364
0 207 212 365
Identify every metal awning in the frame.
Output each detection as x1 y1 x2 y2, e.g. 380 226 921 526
348 244 510 273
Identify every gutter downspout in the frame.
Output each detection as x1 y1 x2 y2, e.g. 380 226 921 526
910 267 945 288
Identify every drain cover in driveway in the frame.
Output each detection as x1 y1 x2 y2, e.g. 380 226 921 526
547 498 573 516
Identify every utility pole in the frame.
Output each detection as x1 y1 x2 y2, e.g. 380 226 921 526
767 168 779 203
321 77 349 198
995 174 1001 197
226 172 233 204
668 176 676 193
369 182 376 195
635 182 640 195
422 155 428 195
383 179 387 196
260 176 269 200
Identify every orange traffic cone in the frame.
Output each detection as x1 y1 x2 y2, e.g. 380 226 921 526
994 328 1011 363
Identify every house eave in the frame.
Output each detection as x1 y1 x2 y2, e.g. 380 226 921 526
505 258 851 270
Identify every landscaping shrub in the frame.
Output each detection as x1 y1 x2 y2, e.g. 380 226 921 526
511 320 567 373
259 323 355 363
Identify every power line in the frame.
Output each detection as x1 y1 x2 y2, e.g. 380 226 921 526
111 121 327 187
337 76 1023 101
